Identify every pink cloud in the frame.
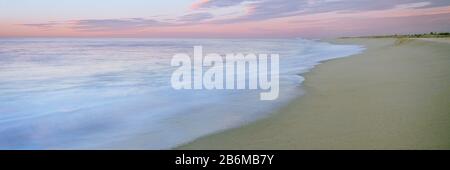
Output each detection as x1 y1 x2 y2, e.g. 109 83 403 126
191 0 210 10
2 0 450 38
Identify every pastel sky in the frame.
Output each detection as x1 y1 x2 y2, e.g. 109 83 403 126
1 0 450 38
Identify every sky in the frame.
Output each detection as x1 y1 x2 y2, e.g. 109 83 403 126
0 0 449 38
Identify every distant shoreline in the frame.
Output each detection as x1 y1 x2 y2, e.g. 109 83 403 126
341 32 450 39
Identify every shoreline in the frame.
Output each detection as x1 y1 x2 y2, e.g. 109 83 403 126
178 38 450 149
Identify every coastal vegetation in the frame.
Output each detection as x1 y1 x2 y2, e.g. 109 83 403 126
343 32 450 39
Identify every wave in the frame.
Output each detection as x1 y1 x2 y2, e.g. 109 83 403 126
0 38 364 149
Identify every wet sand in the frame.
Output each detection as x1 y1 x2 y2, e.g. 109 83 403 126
178 38 450 149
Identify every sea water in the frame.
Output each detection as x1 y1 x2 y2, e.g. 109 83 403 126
0 38 364 149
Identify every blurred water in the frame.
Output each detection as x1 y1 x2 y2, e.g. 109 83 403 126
0 38 363 149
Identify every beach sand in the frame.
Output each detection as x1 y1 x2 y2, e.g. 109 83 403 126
178 38 450 149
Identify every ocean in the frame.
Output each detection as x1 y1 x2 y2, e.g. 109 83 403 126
0 38 364 149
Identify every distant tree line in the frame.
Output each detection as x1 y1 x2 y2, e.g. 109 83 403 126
343 32 450 38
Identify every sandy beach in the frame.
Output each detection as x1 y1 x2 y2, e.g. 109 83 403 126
179 38 450 149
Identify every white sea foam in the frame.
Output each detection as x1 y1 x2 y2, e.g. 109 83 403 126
0 38 364 149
